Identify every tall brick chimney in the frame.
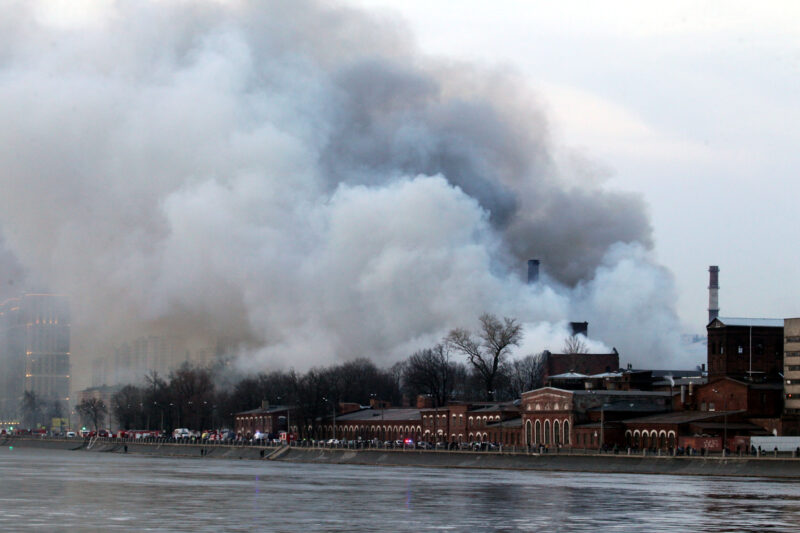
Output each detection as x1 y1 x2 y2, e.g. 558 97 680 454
708 265 719 322
527 259 540 284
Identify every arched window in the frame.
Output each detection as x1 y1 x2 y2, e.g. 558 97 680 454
525 420 533 446
553 420 561 445
563 420 571 445
535 420 542 445
544 420 551 445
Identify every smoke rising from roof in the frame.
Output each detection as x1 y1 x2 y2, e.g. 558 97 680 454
0 0 694 383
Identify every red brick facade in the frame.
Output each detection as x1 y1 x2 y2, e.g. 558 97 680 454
707 319 784 381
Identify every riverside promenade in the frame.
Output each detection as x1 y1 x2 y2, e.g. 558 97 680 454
6 436 800 478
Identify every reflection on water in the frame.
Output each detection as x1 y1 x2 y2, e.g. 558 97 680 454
1 447 799 532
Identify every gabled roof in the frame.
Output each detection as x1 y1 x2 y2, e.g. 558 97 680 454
548 372 589 379
709 317 784 328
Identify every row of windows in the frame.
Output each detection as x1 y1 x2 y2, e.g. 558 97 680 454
422 414 502 424
524 419 571 446
710 342 766 355
786 337 800 343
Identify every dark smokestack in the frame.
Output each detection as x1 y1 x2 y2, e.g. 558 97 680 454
708 265 719 322
527 259 540 284
569 321 588 337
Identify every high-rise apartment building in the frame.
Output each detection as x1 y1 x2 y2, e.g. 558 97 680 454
0 294 70 418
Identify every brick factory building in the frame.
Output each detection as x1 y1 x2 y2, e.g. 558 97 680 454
541 349 620 384
707 317 784 382
234 402 297 438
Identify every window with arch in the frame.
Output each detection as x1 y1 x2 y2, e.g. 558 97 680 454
544 420 551 445
563 420 570 444
535 420 542 444
553 420 561 445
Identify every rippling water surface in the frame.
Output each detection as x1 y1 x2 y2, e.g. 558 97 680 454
1 447 799 532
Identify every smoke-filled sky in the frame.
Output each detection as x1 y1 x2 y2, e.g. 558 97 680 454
0 0 735 386
357 0 800 327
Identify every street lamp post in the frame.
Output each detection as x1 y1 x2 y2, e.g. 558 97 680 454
323 397 336 440
278 396 291 444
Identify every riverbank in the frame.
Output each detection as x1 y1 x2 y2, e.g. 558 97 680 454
6 436 800 478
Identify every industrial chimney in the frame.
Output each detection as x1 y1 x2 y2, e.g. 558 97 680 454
527 259 540 284
569 322 588 337
708 265 719 322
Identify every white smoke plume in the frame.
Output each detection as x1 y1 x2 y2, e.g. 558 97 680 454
0 0 697 386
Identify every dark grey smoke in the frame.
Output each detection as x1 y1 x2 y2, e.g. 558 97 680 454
0 0 691 385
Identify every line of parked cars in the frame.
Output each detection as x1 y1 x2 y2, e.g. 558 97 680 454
171 428 237 442
314 438 500 451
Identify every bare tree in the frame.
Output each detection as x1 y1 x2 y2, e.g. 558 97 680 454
20 391 43 429
112 385 144 430
402 343 454 407
563 334 589 354
76 397 108 433
507 353 546 397
447 313 523 401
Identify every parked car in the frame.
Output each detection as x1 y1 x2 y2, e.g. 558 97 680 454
65 431 77 438
172 428 191 439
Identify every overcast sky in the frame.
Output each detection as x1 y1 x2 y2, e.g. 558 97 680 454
355 0 800 331
4 1 798 379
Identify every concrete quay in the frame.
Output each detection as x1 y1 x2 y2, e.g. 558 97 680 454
6 437 800 478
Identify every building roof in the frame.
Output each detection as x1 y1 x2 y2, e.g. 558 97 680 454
710 317 784 328
590 372 623 378
653 377 707 387
622 410 744 425
548 372 590 379
544 349 619 356
649 370 706 378
587 401 668 414
235 404 293 416
487 417 522 428
469 402 519 413
572 390 672 398
690 422 766 432
336 408 421 422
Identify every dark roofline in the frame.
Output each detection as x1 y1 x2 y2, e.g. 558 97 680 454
235 405 294 416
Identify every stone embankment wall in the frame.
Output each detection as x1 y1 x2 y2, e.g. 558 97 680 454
5 437 800 478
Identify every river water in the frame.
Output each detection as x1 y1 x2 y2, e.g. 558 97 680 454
1 447 799 532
